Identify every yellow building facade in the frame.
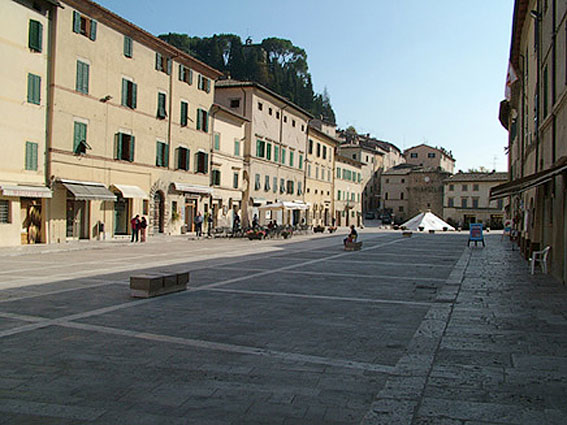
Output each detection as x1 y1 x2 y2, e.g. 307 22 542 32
334 156 363 227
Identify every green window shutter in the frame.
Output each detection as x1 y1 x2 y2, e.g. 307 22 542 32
124 36 132 57
188 69 193 85
27 73 40 104
203 153 209 174
156 142 162 166
196 109 201 130
89 20 97 41
203 111 208 132
28 20 43 52
256 140 261 157
121 78 128 106
73 122 84 153
76 62 82 92
76 61 89 94
27 73 34 103
266 143 271 160
155 52 161 71
73 11 81 33
299 154 303 169
234 139 240 156
178 64 184 81
31 142 38 171
129 136 135 162
185 149 190 170
157 93 166 118
198 74 202 89
114 133 122 159
25 142 32 170
180 101 188 126
132 83 137 109
164 143 169 167
166 58 172 75
289 151 294 167
274 146 279 162
281 148 286 164
214 133 220 150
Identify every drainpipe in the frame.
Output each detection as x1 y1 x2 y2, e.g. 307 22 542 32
534 0 541 174
551 0 557 165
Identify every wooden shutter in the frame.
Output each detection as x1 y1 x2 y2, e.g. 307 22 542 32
73 11 81 33
203 110 208 132
196 109 201 130
156 142 162 166
188 69 193 85
185 149 190 170
121 78 128 106
115 133 123 159
178 64 184 81
28 20 42 52
164 144 169 167
198 74 202 90
25 142 32 170
155 52 162 71
214 133 220 150
203 153 209 174
129 136 135 162
131 83 137 109
180 102 188 126
266 143 271 160
74 122 83 153
89 19 97 40
166 58 172 75
205 78 211 93
124 36 132 57
157 93 166 118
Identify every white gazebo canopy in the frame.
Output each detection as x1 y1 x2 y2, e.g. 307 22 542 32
401 211 455 231
258 201 308 210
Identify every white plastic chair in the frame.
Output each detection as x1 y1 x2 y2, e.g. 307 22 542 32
530 246 551 275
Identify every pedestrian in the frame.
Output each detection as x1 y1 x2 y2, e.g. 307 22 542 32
194 212 203 237
252 214 259 228
343 224 358 246
332 217 336 227
232 213 240 234
207 211 213 237
140 217 147 242
130 215 140 242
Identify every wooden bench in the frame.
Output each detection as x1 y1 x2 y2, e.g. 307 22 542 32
130 271 189 298
344 241 363 251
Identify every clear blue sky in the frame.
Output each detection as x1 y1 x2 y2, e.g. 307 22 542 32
96 0 514 172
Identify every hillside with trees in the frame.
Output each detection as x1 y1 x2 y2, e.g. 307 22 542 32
159 33 336 124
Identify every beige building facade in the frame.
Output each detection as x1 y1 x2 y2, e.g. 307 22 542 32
334 156 363 227
444 172 508 229
0 0 57 247
494 0 567 283
215 80 311 226
46 0 222 242
404 144 455 173
305 124 337 226
210 104 248 228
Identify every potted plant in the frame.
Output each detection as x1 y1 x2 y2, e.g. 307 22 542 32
328 226 337 233
246 229 266 240
281 230 291 239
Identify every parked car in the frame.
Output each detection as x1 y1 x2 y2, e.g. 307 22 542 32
380 215 392 225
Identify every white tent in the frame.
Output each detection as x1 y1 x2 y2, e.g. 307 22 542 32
401 212 455 232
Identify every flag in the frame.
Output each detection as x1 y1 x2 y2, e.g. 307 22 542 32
505 62 518 101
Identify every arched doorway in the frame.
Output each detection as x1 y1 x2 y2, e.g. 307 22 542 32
152 190 165 233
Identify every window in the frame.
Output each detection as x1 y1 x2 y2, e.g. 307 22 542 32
273 177 277 193
385 192 388 200
157 92 167 119
196 109 208 132
462 184 468 191
233 172 239 189
155 141 168 167
286 180 294 194
72 11 97 41
301 124 305 132
214 133 220 151
461 198 468 208
337 167 341 178
315 167 319 179
124 36 133 58
473 184 479 191
28 20 43 52
472 198 479 208
337 190 341 200
264 175 270 191
254 174 261 190
283 116 287 123
427 152 436 158
268 107 272 116
276 111 280 119
73 122 88 155
155 53 171 75
308 139 313 154
195 151 208 173
292 119 296 127
180 101 188 126
256 140 265 158
115 132 135 162
352 154 356 160
280 178 285 193
449 184 454 191
230 98 240 108
197 75 211 93
399 206 404 212
176 147 190 170
316 143 321 157
400 192 404 200
323 146 327 160
257 102 263 111
410 152 418 158
401 178 405 183
289 151 294 167
234 139 240 156
179 65 193 84
0 200 10 223
27 73 41 105
448 197 454 207
497 199 504 209
211 170 221 186
281 148 286 164
274 146 280 162
121 78 137 109
351 193 355 201
307 164 311 177
297 182 302 195
299 154 303 170
25 142 38 171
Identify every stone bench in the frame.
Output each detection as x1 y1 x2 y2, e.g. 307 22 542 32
344 241 363 251
130 271 190 298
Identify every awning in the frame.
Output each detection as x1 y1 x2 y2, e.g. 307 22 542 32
60 179 116 201
0 185 52 198
258 201 309 210
172 182 212 195
111 184 148 199
490 157 567 199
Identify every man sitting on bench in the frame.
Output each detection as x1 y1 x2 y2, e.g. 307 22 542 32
344 225 358 246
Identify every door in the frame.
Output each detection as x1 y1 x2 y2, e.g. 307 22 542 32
114 195 129 235
152 191 165 233
66 199 87 239
185 199 196 232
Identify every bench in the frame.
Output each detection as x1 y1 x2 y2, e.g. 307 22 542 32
344 241 363 251
130 271 190 298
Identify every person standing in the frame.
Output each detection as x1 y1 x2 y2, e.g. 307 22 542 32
207 211 213 237
252 214 259 229
232 213 240 234
130 215 140 243
194 212 203 237
140 217 148 242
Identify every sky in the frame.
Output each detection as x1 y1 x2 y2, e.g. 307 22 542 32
95 0 515 172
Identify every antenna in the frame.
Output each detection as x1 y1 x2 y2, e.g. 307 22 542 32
492 155 497 171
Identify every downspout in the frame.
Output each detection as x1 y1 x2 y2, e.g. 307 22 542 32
209 104 219 211
239 87 250 227
278 104 289 202
534 0 541 173
167 54 179 171
45 3 59 244
519 54 525 178
551 0 557 165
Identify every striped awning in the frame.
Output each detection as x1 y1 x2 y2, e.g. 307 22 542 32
60 179 116 201
111 184 149 199
172 182 212 195
0 185 52 198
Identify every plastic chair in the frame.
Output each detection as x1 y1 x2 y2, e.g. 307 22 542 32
530 246 551 275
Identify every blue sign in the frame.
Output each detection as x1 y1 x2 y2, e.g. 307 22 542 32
468 223 485 247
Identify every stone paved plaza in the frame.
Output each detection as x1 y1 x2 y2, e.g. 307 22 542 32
0 230 566 424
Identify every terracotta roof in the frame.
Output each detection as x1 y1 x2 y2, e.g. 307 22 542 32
211 103 250 122
445 172 508 183
403 143 455 161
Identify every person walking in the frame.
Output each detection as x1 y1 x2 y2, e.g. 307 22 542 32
252 214 259 229
140 217 148 242
194 212 203 237
232 213 240 235
207 211 213 237
130 215 140 243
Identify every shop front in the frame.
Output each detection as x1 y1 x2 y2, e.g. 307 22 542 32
110 184 148 236
172 182 212 234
